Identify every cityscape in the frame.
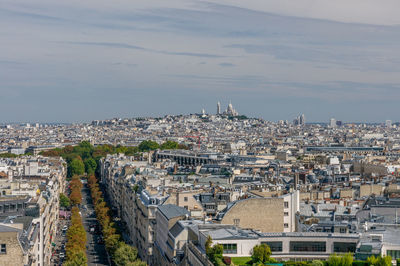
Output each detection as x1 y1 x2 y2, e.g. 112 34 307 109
1 1 400 266
0 104 400 265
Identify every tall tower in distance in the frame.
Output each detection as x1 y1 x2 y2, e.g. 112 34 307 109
217 101 221 115
293 114 305 126
330 118 337 128
300 114 306 126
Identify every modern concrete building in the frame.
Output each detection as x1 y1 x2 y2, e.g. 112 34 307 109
356 226 400 263
199 225 359 261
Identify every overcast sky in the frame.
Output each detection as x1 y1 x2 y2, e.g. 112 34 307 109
1 0 400 123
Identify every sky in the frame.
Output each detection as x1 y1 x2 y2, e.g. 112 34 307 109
1 0 400 123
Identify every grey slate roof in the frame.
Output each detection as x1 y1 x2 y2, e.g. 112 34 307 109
0 224 22 233
13 216 34 231
158 204 190 220
170 222 184 238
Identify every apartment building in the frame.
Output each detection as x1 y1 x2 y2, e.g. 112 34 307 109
0 156 66 266
218 191 299 233
135 189 168 264
0 223 25 266
153 204 189 265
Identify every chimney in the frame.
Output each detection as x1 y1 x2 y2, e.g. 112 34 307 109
8 170 13 182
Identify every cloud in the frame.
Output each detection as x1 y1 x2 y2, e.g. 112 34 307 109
62 41 146 50
212 0 400 26
0 60 26 65
1 0 400 122
111 62 138 67
0 7 68 22
60 41 226 58
219 62 235 67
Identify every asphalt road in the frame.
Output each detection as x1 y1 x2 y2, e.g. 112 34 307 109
82 185 110 266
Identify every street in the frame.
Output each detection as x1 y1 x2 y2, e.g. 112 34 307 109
81 185 109 266
51 218 69 265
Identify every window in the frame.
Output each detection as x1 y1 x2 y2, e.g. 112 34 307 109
290 241 326 252
284 212 289 216
233 219 240 227
222 243 237 254
284 223 289 228
184 206 188 210
387 250 400 259
340 228 347 233
333 242 356 253
0 244 6 254
262 241 282 252
284 202 289 208
184 197 188 202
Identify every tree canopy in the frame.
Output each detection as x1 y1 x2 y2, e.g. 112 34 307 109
160 140 179 150
114 243 140 266
138 140 160 152
251 243 272 264
65 207 87 264
327 253 353 266
366 255 392 266
60 193 70 208
69 158 85 177
205 236 224 266
84 157 97 174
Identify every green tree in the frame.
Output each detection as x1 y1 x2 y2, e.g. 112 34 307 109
367 256 379 266
311 260 324 266
78 141 93 150
160 140 179 150
205 235 213 255
251 243 272 264
114 242 139 266
115 145 128 154
69 158 85 177
341 253 354 266
138 140 159 152
60 193 70 208
206 242 223 266
0 153 17 158
125 146 139 156
84 157 97 174
366 255 392 266
105 233 121 254
64 250 87 266
127 261 147 266
380 256 392 266
327 253 353 266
